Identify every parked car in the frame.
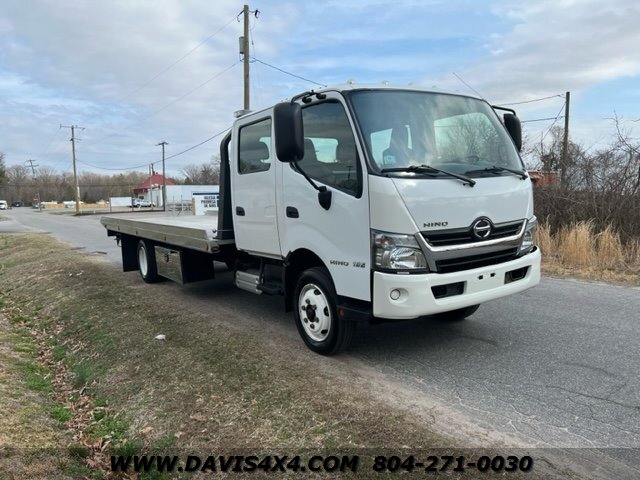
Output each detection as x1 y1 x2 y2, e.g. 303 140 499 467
0 200 8 210
11 201 22 207
132 199 155 208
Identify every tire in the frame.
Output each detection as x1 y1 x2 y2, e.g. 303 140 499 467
433 304 480 321
293 267 356 355
137 240 161 283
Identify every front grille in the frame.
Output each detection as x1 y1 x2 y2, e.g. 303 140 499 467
423 220 523 247
435 248 518 274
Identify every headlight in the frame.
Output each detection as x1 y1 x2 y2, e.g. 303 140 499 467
519 216 537 254
372 231 427 271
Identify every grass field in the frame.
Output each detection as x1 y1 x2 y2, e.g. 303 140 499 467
0 234 450 479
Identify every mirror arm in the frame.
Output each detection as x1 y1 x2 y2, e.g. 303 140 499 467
492 105 517 115
291 162 332 210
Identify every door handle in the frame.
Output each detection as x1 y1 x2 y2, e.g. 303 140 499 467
236 206 245 216
286 206 299 218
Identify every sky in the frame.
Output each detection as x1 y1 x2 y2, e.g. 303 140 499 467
1 0 639 178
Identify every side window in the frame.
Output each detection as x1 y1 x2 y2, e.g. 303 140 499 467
299 101 360 196
238 118 272 174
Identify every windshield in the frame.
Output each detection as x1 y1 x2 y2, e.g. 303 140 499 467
348 90 523 176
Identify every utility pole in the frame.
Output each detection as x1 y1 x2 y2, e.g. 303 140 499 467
561 91 570 187
60 124 84 214
157 141 168 211
25 159 41 211
241 4 250 111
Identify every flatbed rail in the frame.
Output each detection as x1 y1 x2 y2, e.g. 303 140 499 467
100 212 233 253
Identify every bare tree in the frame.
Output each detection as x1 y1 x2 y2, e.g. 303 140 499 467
5 165 31 203
0 152 6 184
533 116 640 241
182 155 220 185
0 152 7 199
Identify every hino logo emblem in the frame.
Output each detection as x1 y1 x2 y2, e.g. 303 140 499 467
423 221 448 228
472 218 492 240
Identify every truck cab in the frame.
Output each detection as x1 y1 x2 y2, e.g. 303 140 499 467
225 86 540 352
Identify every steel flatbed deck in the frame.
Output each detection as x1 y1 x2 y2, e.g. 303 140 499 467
100 212 233 253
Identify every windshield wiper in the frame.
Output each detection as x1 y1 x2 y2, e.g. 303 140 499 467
466 165 527 180
380 164 476 187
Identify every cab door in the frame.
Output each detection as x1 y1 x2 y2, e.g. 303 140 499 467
276 95 371 301
231 115 281 257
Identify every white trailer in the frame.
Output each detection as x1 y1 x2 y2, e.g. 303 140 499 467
102 86 541 354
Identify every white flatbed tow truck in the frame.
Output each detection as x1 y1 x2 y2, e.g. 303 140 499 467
102 85 541 354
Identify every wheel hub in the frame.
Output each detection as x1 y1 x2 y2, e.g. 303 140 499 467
299 284 331 342
138 246 148 276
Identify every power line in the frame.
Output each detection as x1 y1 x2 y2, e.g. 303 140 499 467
539 101 568 144
452 72 484 99
165 127 230 160
499 94 564 106
75 127 230 172
37 128 67 157
117 14 239 103
87 61 239 150
251 56 326 87
522 116 565 123
76 160 137 171
145 61 241 118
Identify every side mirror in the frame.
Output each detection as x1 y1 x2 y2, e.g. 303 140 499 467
504 113 522 151
274 102 304 162
318 187 332 210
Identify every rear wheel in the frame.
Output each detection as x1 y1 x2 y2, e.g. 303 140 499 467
294 267 355 355
433 304 480 321
137 240 161 283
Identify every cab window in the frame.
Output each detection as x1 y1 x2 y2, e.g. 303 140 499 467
297 101 361 196
238 118 272 174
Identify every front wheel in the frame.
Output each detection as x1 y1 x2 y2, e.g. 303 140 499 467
294 267 355 355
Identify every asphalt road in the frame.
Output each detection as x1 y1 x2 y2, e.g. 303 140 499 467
2 207 639 476
0 207 122 261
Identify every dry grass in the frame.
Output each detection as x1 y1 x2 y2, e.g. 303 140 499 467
536 221 640 285
37 203 107 210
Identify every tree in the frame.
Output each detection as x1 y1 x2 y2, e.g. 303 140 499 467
0 153 6 200
5 165 31 203
181 155 220 185
532 116 640 241
0 152 6 184
36 166 59 201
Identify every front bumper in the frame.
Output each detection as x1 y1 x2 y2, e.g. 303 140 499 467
372 247 541 319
